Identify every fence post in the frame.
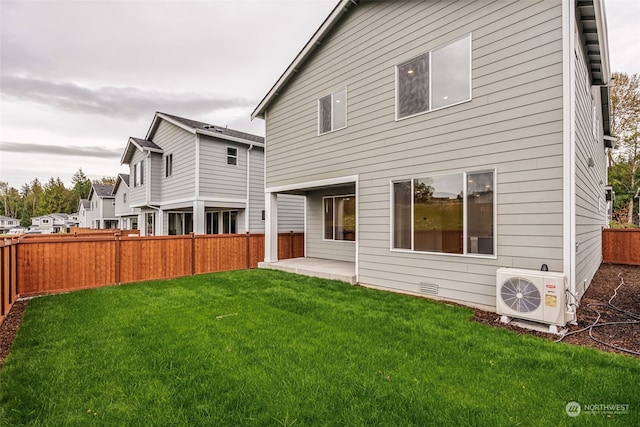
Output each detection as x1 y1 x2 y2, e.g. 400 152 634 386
115 231 121 285
191 232 196 276
246 231 251 269
290 231 294 259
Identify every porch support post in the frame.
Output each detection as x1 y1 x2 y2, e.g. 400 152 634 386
193 200 205 235
265 192 278 262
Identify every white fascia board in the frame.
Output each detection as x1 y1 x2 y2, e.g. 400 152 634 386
265 175 359 194
251 0 356 120
594 0 611 83
196 129 265 149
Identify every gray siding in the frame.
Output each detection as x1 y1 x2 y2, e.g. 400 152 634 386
574 29 606 297
199 135 247 199
128 149 147 207
306 187 356 263
278 194 304 233
248 148 265 233
151 120 195 201
265 0 566 308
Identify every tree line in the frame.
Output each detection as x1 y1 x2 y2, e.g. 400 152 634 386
0 169 115 227
609 72 640 226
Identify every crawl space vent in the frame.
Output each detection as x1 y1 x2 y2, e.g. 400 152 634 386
419 282 438 295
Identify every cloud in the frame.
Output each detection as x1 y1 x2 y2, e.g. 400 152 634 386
0 141 122 158
0 75 256 120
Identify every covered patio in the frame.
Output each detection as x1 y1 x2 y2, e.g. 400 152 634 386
258 257 356 285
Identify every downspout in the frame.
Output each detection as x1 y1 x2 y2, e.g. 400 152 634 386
246 144 254 233
562 0 577 315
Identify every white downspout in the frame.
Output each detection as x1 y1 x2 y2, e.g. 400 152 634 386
562 0 577 316
246 144 254 233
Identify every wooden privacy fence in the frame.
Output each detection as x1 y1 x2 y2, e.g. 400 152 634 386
14 232 304 297
1 240 19 326
602 228 640 265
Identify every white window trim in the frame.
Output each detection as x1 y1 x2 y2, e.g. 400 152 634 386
395 34 472 121
226 147 238 166
389 169 497 259
317 87 348 136
322 194 356 243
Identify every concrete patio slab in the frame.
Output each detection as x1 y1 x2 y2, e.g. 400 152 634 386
258 257 356 284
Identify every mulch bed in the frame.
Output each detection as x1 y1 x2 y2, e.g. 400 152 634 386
474 263 640 357
1 264 638 367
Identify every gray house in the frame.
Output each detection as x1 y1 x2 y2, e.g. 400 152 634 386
252 0 612 313
0 216 20 233
113 173 139 230
120 112 303 236
88 184 118 229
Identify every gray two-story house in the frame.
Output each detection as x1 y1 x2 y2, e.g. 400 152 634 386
253 0 612 314
113 173 139 230
88 183 118 229
121 112 303 236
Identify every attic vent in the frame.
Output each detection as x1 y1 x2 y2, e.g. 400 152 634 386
419 282 438 295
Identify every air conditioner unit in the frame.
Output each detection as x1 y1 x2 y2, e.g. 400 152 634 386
496 268 574 334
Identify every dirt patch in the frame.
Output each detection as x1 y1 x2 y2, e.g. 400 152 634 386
0 299 28 368
1 264 638 366
474 264 640 357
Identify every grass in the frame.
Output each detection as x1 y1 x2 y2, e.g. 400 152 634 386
1 269 639 426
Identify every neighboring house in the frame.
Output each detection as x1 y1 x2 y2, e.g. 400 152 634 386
113 173 139 230
77 199 91 228
88 184 118 229
31 213 73 233
120 112 303 236
252 0 613 311
0 216 20 233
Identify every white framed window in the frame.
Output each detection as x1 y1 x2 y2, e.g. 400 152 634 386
396 34 471 120
165 154 173 177
123 193 127 203
222 210 238 234
168 212 193 235
226 147 238 166
323 195 356 241
146 212 155 236
206 211 220 234
134 160 144 187
392 169 495 256
318 88 347 134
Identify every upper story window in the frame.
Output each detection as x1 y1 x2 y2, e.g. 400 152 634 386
397 34 471 120
165 154 173 177
227 147 238 166
318 88 347 134
392 169 494 256
123 193 127 203
134 160 144 187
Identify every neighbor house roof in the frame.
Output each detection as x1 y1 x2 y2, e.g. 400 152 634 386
79 199 91 210
251 0 611 121
90 184 115 199
112 173 130 194
120 137 163 165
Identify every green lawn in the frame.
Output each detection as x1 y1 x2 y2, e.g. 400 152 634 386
1 270 638 426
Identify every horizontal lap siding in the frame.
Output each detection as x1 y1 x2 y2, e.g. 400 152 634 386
277 194 305 233
265 0 565 308
153 120 195 201
128 150 148 206
249 148 266 232
306 188 356 263
573 31 606 296
199 135 247 199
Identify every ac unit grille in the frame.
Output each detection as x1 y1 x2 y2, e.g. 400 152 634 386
500 277 541 313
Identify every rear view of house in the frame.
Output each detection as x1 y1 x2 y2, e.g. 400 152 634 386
121 112 303 236
253 0 612 323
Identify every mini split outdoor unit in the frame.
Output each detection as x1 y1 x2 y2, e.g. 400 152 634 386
496 268 576 334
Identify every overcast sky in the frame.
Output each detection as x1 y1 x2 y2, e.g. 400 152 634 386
1 0 639 190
